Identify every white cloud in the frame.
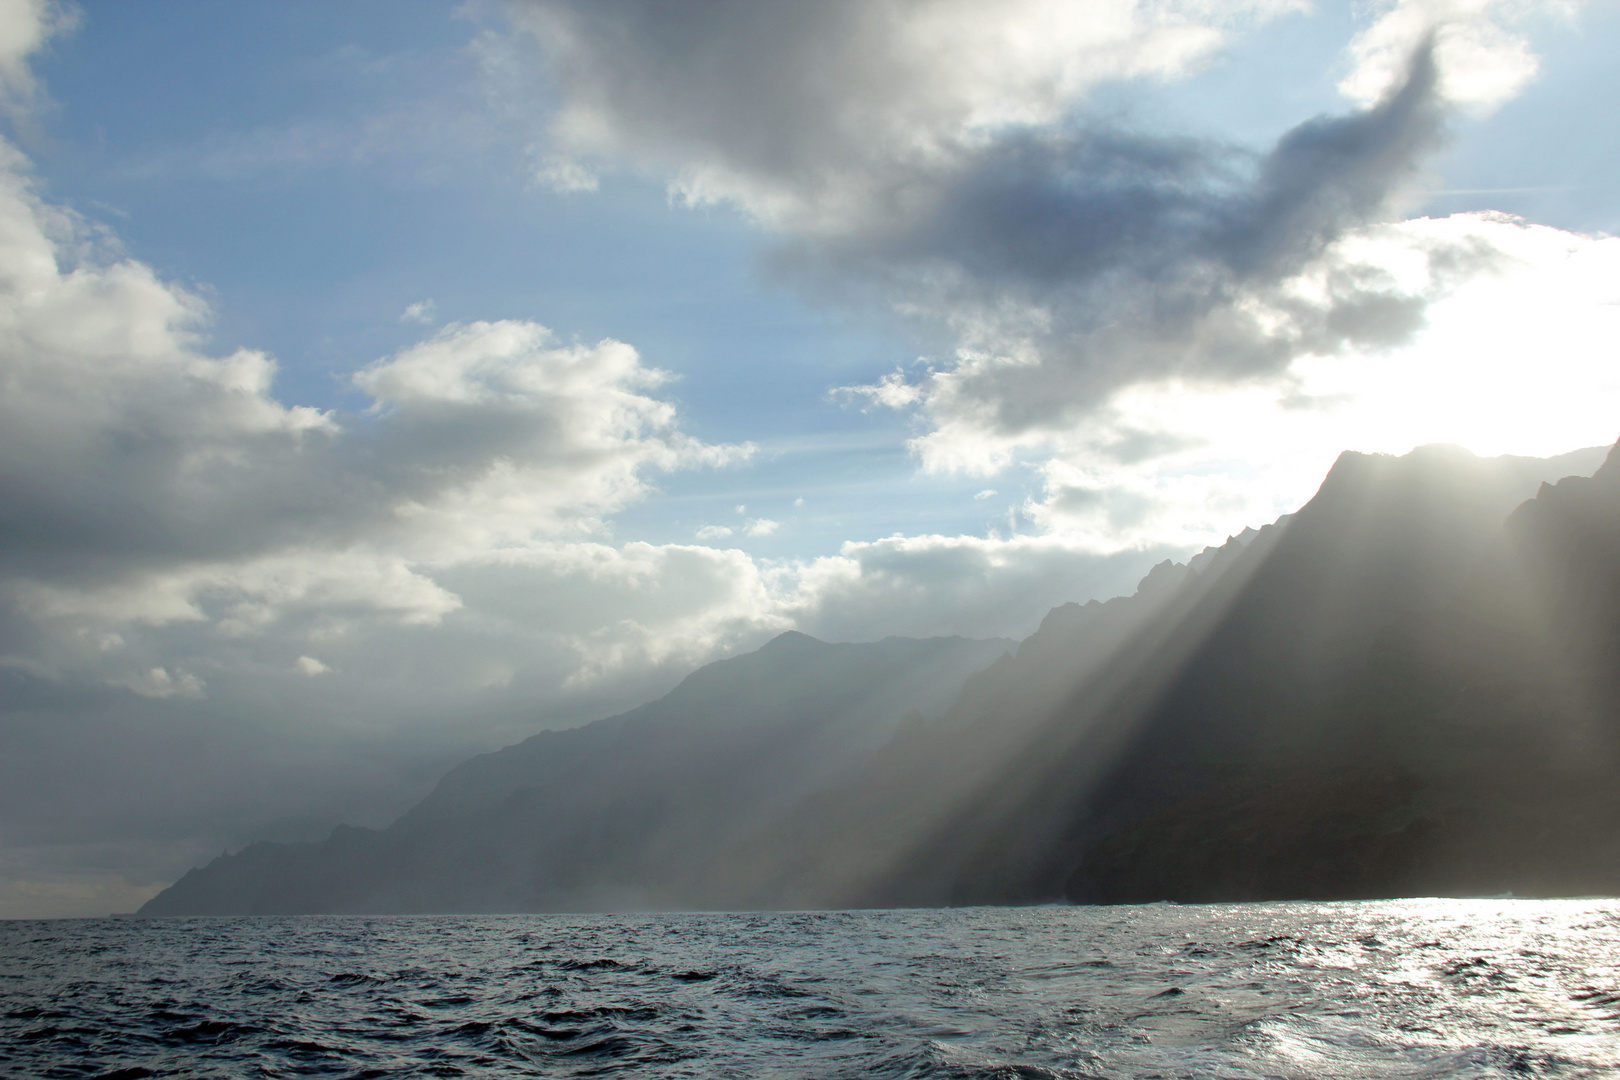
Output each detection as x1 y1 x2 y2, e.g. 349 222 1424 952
533 153 598 193
0 0 75 116
7 118 1603 924
974 489 997 500
350 320 753 558
400 299 437 324
840 368 925 411
1340 0 1581 113
992 212 1620 553
294 655 331 676
744 518 780 537
777 532 1176 642
0 112 763 710
109 666 205 700
695 524 733 540
0 102 796 912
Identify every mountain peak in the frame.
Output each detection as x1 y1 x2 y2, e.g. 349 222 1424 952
760 630 826 651
1593 439 1620 486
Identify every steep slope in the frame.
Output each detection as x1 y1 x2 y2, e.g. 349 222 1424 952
141 442 1613 914
722 443 1613 909
139 633 1013 914
694 521 1289 910
1068 442 1620 901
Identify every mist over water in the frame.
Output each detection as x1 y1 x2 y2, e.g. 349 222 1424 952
4 901 1618 1079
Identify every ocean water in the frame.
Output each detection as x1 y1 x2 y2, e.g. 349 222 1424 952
2 901 1618 1079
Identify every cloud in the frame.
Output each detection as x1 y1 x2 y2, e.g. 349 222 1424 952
496 0 1577 484
0 0 75 117
505 0 1305 233
492 0 1619 578
0 51 1196 913
293 655 331 676
4 0 1610 918
1340 0 1579 113
498 0 1595 496
1002 211 1620 553
0 109 785 913
107 666 205 700
779 533 1181 643
533 153 598 193
0 239 760 704
400 299 437 324
350 320 753 557
815 48 1454 469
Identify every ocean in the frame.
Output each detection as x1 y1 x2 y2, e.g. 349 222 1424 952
3 900 1618 1079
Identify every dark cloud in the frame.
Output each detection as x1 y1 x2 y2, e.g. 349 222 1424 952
778 46 1452 438
1217 43 1441 277
506 0 1296 226
508 0 1467 448
518 0 891 190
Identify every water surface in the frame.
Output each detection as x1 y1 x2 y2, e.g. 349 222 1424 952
3 900 1618 1078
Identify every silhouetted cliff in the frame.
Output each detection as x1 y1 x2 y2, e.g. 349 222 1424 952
1067 443 1620 901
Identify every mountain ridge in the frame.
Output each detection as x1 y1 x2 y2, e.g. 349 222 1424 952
140 632 1015 915
139 441 1619 914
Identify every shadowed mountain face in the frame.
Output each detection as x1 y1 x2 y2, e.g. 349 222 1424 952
141 443 1617 915
1065 443 1620 903
139 634 1015 915
700 444 1618 910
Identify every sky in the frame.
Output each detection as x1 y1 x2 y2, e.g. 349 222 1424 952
1 0 1617 918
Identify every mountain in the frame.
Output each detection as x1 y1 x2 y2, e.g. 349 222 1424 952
140 441 1617 914
1068 443 1620 901
685 442 1619 908
683 519 1290 910
139 633 1014 914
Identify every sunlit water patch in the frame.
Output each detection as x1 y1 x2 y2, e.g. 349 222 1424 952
2 901 1618 1078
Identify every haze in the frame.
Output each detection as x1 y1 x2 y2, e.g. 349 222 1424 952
2 0 1618 918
